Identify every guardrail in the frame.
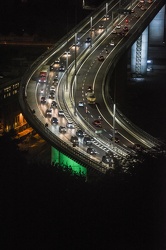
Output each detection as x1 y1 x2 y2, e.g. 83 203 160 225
19 0 166 174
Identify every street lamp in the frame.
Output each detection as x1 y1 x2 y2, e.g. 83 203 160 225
105 3 108 32
65 51 69 91
90 16 93 47
112 67 117 148
74 33 77 116
112 103 116 148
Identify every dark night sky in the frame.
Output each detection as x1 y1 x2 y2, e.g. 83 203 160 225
0 0 104 38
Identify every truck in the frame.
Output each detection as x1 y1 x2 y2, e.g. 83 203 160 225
38 65 50 83
86 91 96 104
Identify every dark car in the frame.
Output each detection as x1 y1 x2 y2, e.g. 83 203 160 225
123 26 129 32
102 155 111 164
45 109 52 117
92 119 102 128
83 136 92 146
51 101 58 109
59 64 65 72
98 55 105 61
59 126 66 133
87 147 97 155
99 24 104 29
51 117 58 125
49 91 55 99
40 96 46 104
85 37 91 43
76 129 84 138
110 137 120 143
70 136 79 146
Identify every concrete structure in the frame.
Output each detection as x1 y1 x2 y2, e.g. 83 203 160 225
131 5 165 76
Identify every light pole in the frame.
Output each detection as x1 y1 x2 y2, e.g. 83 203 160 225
112 68 117 148
113 103 116 148
112 11 115 26
105 3 108 32
65 51 69 91
74 33 77 116
90 16 93 47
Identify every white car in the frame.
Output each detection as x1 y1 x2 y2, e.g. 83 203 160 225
109 40 115 46
66 122 75 129
50 85 56 92
116 24 121 29
58 110 64 117
78 101 84 107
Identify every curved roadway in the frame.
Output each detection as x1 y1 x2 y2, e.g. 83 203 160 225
19 0 166 174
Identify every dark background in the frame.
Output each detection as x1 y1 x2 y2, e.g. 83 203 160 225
0 1 166 249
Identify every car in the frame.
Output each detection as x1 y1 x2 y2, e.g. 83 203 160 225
85 37 91 43
131 9 135 13
51 117 58 125
51 101 58 109
52 78 59 86
116 24 121 29
50 65 54 71
50 85 56 92
78 101 84 107
104 14 109 19
92 119 102 128
102 155 111 164
64 51 71 56
137 3 142 7
54 58 60 64
98 55 105 61
76 129 84 138
40 96 46 104
109 40 115 46
59 64 65 72
49 91 55 99
141 6 146 10
87 86 93 92
140 0 145 3
45 108 52 117
40 88 44 94
123 26 129 32
87 147 97 155
59 126 67 133
134 143 143 151
83 136 92 146
110 137 120 143
147 0 153 3
72 42 79 47
118 31 125 37
70 136 79 146
66 121 75 129
58 110 64 117
99 24 104 29
111 29 117 34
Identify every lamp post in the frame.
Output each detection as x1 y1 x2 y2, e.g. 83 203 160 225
90 16 93 47
66 51 69 91
112 11 115 26
105 3 108 32
74 33 77 116
113 103 116 148
112 68 117 148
